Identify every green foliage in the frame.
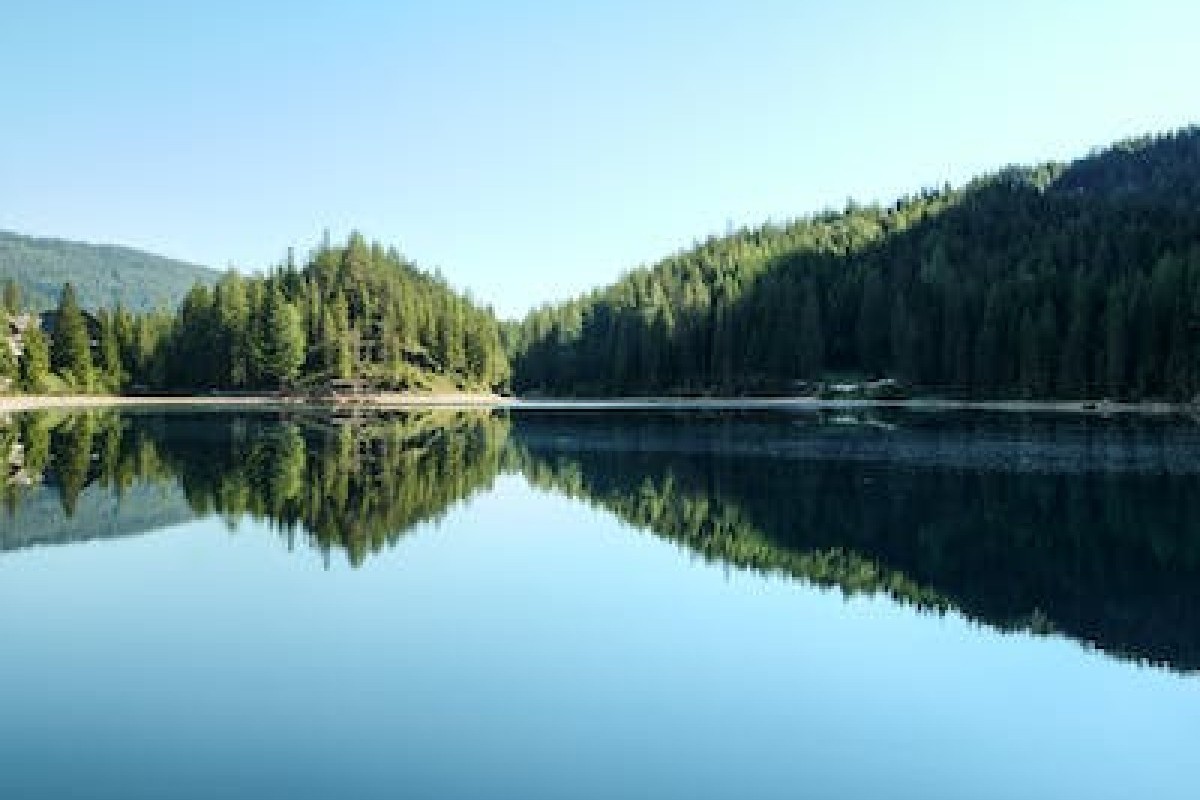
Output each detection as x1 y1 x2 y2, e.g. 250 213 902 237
0 339 15 384
49 283 94 389
19 327 50 392
511 126 1200 401
147 233 509 392
95 309 125 391
0 230 217 312
255 286 305 388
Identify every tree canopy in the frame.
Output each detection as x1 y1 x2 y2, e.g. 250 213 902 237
112 233 510 393
510 126 1200 401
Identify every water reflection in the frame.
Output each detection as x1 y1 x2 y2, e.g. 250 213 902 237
1 409 508 566
3 408 1200 672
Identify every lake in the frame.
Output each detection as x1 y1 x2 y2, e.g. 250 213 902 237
1 407 1197 799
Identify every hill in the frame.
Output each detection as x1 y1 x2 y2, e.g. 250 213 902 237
0 230 217 312
509 125 1200 401
140 232 510 393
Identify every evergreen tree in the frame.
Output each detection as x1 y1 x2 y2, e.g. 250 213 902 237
796 283 824 378
96 310 124 391
50 283 93 388
0 337 16 387
258 286 305 388
20 328 50 392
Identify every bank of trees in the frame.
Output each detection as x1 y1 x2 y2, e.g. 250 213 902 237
8 127 1200 401
3 233 510 394
511 127 1200 400
1 280 117 393
149 233 509 391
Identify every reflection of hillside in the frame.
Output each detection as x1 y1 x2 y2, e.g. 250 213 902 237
152 410 510 565
0 410 510 566
1 410 192 549
7 408 1200 672
509 412 1200 673
0 480 195 552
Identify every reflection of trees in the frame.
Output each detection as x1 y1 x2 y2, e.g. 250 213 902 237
8 407 1200 672
509 412 1200 673
2 411 168 516
152 411 510 565
1 410 509 567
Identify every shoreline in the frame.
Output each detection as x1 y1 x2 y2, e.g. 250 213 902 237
0 393 510 413
513 396 1196 415
0 393 1195 415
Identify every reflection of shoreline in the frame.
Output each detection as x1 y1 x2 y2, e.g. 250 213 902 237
510 415 1200 674
0 409 511 567
5 408 1200 674
1 393 1196 416
0 393 507 413
0 479 196 552
515 397 1197 415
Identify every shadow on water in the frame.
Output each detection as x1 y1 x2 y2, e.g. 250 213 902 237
4 407 1200 673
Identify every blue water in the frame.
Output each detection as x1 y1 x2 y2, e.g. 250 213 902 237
0 410 1197 799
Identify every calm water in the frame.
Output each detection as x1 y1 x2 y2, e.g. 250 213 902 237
1 408 1198 799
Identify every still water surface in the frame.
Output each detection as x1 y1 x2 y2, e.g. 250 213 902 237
0 409 1197 799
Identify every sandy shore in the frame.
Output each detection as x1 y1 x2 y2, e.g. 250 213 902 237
0 393 1194 415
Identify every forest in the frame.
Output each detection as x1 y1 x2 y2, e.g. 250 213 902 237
1 232 509 394
0 229 216 312
509 126 1200 400
4 127 1200 400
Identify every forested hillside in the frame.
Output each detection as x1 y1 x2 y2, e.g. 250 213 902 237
509 126 1200 400
0 230 217 312
118 233 509 392
3 233 509 394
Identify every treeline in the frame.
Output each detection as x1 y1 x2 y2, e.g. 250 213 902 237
0 279 121 394
3 233 510 394
510 126 1200 400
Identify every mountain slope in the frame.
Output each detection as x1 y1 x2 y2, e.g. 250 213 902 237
0 230 218 312
510 125 1200 401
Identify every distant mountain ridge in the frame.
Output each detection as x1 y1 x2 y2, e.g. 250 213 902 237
0 230 218 312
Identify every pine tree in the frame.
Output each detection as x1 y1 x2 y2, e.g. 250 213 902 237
20 328 51 392
1103 286 1129 396
50 283 93 388
0 337 16 387
857 271 888 375
96 310 124 391
796 283 824 378
258 286 305 388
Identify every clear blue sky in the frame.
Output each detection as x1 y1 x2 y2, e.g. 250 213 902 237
2 0 1196 317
